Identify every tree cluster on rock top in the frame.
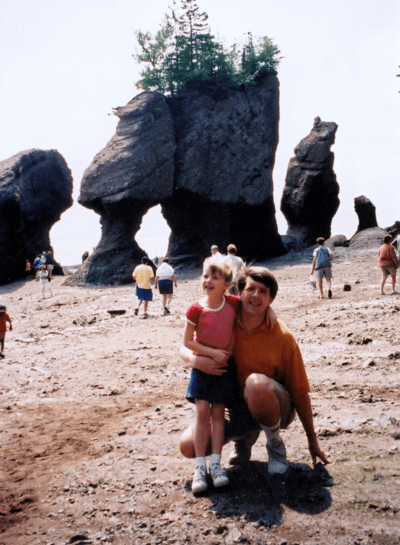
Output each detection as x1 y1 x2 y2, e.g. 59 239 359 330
134 0 281 96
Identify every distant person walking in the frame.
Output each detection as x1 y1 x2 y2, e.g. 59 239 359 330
210 245 223 261
155 258 177 315
38 265 53 299
0 305 12 359
225 244 245 295
311 237 333 299
46 251 55 278
378 235 399 295
25 260 32 279
132 257 154 319
33 255 41 279
82 251 89 263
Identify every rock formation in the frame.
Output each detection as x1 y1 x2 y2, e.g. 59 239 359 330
384 220 400 239
349 227 389 250
354 195 378 232
78 73 286 285
0 149 73 285
280 117 339 249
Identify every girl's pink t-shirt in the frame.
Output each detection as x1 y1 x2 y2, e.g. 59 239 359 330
186 295 239 350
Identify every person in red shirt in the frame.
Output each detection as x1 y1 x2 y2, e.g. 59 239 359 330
0 305 12 358
179 266 329 476
378 235 399 295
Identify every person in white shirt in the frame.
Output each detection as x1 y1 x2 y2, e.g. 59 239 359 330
210 245 223 261
154 258 178 315
225 244 245 295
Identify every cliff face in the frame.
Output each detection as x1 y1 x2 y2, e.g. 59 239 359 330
280 117 339 249
0 150 73 285
78 73 286 285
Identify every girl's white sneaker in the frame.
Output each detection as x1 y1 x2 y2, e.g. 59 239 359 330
192 465 208 494
210 463 229 488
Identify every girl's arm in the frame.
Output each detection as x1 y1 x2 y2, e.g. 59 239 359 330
179 345 228 375
183 321 229 364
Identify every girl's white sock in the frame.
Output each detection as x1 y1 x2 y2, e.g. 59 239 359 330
210 453 221 467
195 456 207 469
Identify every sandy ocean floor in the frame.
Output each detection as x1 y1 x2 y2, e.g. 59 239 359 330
1 238 399 544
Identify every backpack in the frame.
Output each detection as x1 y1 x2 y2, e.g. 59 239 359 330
315 247 331 270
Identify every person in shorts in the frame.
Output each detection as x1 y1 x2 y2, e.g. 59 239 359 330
155 258 177 315
132 257 154 319
311 237 333 299
378 235 399 295
46 251 55 278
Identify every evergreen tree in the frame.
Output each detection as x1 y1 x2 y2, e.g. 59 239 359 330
133 1 281 95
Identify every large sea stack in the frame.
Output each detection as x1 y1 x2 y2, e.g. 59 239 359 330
0 150 73 285
78 73 286 285
354 195 378 232
280 117 339 249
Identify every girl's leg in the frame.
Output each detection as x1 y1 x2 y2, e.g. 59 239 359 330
193 400 211 456
209 403 230 487
210 403 225 455
192 400 211 493
166 294 172 307
48 283 53 296
391 273 397 291
41 283 45 298
162 294 167 307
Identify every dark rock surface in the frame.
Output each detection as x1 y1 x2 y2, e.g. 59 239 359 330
78 74 286 285
354 195 378 232
384 220 400 239
325 234 349 247
349 226 388 249
280 117 339 249
0 149 73 285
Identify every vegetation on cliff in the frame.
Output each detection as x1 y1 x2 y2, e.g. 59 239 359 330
134 0 281 95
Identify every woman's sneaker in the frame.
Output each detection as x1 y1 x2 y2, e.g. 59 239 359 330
192 465 208 494
210 463 229 488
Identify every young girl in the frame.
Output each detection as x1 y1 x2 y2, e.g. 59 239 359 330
0 305 12 358
184 257 239 494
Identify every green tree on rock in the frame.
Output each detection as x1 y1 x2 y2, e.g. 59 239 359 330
134 0 281 95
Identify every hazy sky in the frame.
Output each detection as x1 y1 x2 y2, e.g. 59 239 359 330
1 0 399 264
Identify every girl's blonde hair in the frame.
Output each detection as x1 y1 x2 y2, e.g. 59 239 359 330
203 257 233 283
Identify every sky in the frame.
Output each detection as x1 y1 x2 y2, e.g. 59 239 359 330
1 0 399 265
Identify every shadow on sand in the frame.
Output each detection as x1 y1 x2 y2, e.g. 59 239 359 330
185 462 333 527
